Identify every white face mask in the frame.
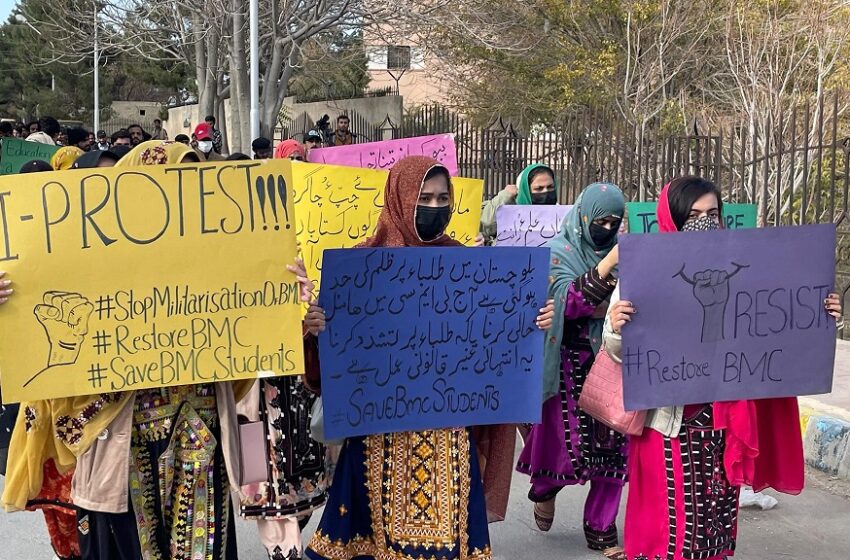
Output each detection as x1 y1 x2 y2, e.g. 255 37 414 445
197 140 213 153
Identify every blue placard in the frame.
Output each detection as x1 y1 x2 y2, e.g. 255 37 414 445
318 247 550 439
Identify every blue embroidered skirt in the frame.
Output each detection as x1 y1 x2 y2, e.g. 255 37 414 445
306 429 492 560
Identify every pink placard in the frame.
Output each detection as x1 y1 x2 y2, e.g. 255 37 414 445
307 134 459 176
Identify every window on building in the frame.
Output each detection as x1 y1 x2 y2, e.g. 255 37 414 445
387 45 412 70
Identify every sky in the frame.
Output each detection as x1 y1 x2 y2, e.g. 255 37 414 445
0 0 15 23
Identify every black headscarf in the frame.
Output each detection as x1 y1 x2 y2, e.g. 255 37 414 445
72 150 120 169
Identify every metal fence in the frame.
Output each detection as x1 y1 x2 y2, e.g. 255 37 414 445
281 93 850 327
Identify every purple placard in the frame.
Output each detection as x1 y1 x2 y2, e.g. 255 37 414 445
307 134 459 176
495 205 573 247
620 224 837 410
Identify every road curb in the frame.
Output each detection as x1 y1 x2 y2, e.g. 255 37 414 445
800 404 850 479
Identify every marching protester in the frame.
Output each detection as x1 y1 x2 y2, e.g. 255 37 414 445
304 129 323 154
226 152 252 160
238 306 330 560
304 155 555 560
0 160 81 560
94 130 110 151
111 129 131 148
194 122 225 161
602 176 843 560
67 128 92 152
49 146 85 170
18 159 54 173
206 115 223 154
0 140 324 560
71 149 120 169
127 124 148 146
25 116 61 145
516 182 628 558
480 163 559 245
252 137 274 159
275 139 307 161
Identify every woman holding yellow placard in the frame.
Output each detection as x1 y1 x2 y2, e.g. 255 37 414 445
1 141 326 560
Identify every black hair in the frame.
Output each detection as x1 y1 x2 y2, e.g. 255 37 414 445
174 134 190 144
72 150 119 169
527 165 555 186
226 152 252 161
204 115 215 124
111 129 131 142
19 160 53 173
424 165 450 183
0 122 12 134
666 175 724 231
27 120 39 131
154 119 161 124
181 151 201 163
337 115 350 123
67 127 90 146
38 116 60 137
127 123 144 132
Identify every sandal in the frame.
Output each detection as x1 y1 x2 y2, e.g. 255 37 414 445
533 500 555 532
602 546 627 560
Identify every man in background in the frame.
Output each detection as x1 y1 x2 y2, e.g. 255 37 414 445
205 115 223 154
111 129 132 147
151 119 168 140
331 115 354 146
252 137 273 159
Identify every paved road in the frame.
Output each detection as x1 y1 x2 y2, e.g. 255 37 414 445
2 468 849 559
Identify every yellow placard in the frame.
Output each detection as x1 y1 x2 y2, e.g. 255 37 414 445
0 160 304 403
292 162 484 288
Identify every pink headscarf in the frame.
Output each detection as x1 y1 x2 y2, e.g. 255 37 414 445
274 139 306 160
656 180 804 494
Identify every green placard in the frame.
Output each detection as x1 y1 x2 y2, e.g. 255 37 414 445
626 202 757 233
0 138 59 175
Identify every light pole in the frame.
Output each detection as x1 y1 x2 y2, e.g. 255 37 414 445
249 0 260 142
93 2 100 134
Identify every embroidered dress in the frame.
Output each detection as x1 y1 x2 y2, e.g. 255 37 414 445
129 384 237 560
625 406 739 560
241 377 330 560
306 430 492 560
241 377 328 519
26 459 80 560
517 268 628 547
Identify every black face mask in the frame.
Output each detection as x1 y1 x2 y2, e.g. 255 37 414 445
589 223 618 247
531 190 557 205
416 205 451 241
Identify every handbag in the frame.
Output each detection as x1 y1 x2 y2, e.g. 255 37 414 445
578 346 646 436
237 420 267 485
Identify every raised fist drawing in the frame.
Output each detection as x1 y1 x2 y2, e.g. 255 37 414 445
34 291 93 368
675 264 748 343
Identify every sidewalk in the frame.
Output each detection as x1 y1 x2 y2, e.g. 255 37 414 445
800 339 850 479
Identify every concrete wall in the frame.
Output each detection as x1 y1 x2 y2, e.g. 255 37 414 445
110 101 164 123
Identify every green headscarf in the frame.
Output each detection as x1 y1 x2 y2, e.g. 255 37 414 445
515 163 557 205
541 182 625 401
